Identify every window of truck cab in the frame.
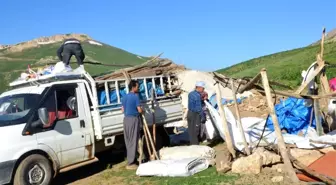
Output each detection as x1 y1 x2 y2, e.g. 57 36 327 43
38 85 79 129
0 93 41 126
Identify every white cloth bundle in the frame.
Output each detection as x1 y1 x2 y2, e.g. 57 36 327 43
136 157 209 177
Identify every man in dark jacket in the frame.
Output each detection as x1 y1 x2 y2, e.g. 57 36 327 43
187 81 206 145
57 38 85 69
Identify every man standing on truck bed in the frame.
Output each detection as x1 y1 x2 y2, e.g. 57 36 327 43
187 81 206 145
57 38 85 70
121 80 143 170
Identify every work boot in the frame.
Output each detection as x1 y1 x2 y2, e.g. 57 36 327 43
126 164 138 170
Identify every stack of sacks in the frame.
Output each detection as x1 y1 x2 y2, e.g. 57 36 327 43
136 145 215 177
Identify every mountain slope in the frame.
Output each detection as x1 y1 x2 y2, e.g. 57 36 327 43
218 29 336 88
0 34 147 92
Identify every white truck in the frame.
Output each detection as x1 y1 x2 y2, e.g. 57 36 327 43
0 71 182 185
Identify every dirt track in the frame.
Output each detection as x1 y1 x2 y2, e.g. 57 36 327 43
53 151 126 185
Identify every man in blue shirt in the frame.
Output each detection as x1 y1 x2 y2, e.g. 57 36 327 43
122 80 143 170
187 81 206 145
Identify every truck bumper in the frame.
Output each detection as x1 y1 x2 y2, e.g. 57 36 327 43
0 160 16 184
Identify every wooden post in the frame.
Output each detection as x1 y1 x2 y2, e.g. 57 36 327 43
230 79 251 155
314 99 324 136
215 83 236 158
318 28 330 99
143 128 152 159
141 114 159 160
260 69 299 183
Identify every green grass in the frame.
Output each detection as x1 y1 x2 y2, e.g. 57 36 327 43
218 42 336 88
99 167 238 185
0 40 148 92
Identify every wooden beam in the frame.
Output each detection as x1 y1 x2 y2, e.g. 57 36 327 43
237 73 261 94
289 154 336 185
230 79 250 155
314 99 324 136
215 83 236 158
141 114 159 160
260 69 300 183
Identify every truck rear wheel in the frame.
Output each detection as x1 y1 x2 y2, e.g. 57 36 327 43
14 154 52 185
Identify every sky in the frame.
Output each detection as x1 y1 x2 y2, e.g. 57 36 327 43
1 0 336 71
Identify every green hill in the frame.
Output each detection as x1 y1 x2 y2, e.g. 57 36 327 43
218 29 336 88
0 34 147 92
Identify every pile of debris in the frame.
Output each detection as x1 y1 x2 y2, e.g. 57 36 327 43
95 58 185 81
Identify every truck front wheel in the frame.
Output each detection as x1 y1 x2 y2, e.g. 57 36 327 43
14 154 53 185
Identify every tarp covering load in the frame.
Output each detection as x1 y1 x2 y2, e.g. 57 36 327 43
265 97 317 135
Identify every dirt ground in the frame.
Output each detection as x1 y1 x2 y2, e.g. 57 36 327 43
52 93 320 185
53 143 298 185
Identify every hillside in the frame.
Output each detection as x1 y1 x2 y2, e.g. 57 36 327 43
0 34 147 92
218 29 336 88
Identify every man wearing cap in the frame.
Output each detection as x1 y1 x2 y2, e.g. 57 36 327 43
187 81 206 145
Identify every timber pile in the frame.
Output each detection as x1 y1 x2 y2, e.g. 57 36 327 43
95 58 186 80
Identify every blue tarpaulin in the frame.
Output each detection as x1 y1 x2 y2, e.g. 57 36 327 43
266 97 318 134
209 93 247 109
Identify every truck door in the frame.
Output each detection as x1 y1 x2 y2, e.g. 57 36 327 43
36 84 91 167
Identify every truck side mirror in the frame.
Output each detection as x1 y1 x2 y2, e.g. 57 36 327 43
38 108 49 126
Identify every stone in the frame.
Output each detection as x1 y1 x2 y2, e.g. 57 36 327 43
232 148 282 175
232 153 263 174
254 148 281 166
271 163 285 173
271 176 284 183
208 159 216 166
215 149 232 173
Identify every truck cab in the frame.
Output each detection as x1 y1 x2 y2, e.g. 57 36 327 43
0 71 183 185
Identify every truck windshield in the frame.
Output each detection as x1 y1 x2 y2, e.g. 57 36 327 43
0 94 41 124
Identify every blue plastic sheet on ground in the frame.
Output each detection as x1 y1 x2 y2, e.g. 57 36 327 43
98 80 165 110
266 97 318 135
209 93 246 109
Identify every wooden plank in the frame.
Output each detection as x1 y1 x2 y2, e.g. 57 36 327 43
260 69 299 183
236 73 261 94
289 153 336 185
141 114 159 160
230 79 250 155
215 83 236 158
314 99 324 136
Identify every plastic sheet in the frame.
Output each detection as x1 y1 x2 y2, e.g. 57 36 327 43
209 93 246 107
266 97 317 135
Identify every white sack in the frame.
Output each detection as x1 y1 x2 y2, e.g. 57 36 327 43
52 61 72 74
159 145 215 162
136 157 209 177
